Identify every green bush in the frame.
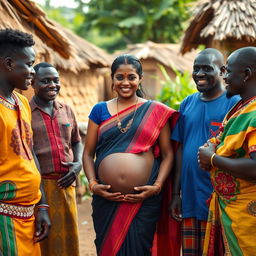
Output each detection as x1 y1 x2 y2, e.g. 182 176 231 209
157 65 196 110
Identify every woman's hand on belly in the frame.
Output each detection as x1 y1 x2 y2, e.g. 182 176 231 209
93 183 124 202
123 184 160 203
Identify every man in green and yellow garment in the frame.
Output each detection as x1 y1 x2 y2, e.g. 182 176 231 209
0 29 51 256
198 47 256 255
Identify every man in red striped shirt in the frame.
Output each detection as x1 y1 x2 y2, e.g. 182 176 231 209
30 62 83 256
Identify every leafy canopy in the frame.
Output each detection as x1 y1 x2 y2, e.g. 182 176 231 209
75 0 196 52
36 0 196 52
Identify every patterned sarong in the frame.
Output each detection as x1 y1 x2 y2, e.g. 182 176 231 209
93 100 178 256
40 179 79 256
203 98 256 256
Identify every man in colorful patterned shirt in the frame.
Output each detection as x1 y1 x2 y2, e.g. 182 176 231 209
30 62 83 256
0 29 50 256
198 47 256 255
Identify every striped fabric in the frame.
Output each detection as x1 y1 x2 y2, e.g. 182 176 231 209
0 215 17 256
30 98 81 175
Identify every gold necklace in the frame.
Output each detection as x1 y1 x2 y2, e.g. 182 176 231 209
116 97 138 133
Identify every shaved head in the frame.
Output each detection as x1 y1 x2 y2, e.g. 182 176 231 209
196 48 224 68
224 47 256 99
227 47 256 70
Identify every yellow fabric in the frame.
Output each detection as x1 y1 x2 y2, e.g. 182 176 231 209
0 92 41 255
203 100 256 256
13 217 41 256
40 179 79 256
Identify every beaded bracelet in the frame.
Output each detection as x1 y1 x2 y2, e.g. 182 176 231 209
89 180 99 192
210 153 216 168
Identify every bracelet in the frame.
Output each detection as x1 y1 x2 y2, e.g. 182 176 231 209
210 153 216 168
89 180 99 192
153 182 162 195
37 204 49 211
37 204 49 208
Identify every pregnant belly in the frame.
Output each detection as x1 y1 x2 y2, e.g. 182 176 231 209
98 151 154 194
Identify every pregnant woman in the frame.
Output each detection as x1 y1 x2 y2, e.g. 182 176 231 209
83 54 178 255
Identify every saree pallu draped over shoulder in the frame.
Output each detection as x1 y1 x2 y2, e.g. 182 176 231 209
203 99 256 256
92 101 178 256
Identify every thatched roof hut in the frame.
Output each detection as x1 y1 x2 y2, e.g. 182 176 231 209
181 0 256 57
0 0 111 123
114 41 197 99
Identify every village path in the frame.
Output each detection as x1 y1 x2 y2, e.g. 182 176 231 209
77 198 97 256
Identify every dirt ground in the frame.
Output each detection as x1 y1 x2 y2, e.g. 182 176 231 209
77 198 97 256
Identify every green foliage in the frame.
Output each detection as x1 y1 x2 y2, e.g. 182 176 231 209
37 5 85 33
75 0 197 52
77 27 127 53
35 0 197 52
157 65 196 110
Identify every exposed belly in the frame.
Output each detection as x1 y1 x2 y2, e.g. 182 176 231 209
98 151 154 194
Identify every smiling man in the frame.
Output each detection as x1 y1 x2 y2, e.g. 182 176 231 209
0 29 50 255
198 47 256 255
30 62 83 256
169 48 240 255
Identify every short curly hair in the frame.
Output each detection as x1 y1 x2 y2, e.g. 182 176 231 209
0 28 35 57
33 62 56 74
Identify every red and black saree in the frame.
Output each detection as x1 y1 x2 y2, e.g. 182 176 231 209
92 100 179 256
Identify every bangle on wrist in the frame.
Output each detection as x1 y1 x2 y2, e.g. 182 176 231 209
37 204 49 210
89 180 99 192
153 182 162 195
210 153 216 168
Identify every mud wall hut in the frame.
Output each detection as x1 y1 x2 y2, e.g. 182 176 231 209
0 0 111 124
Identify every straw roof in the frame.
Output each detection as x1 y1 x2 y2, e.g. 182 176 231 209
118 41 197 72
53 22 111 71
0 0 110 72
181 0 256 54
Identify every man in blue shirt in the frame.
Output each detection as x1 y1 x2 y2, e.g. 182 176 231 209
169 48 240 256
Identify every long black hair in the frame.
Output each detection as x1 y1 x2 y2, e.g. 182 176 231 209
111 54 145 98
